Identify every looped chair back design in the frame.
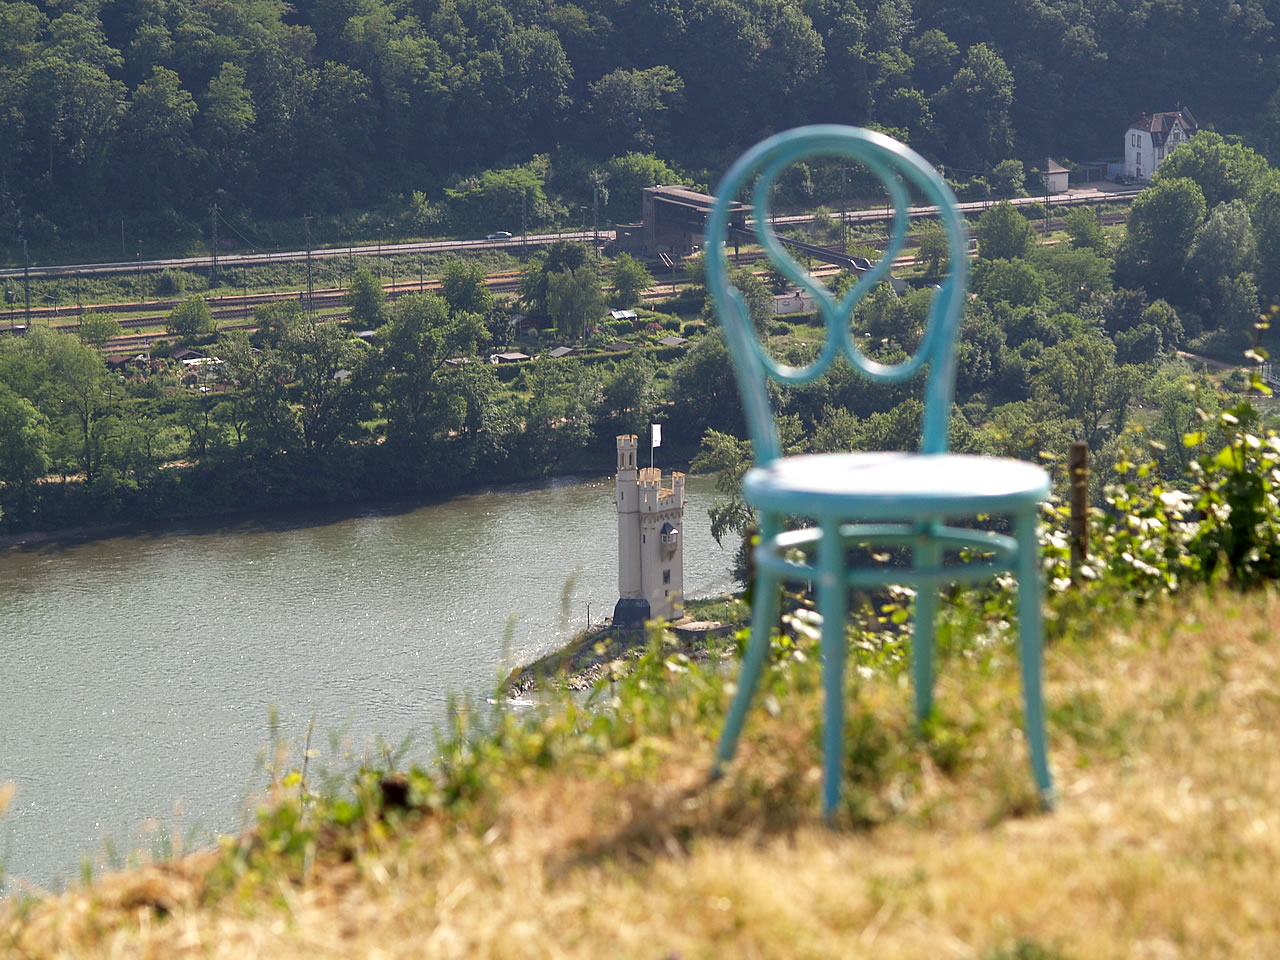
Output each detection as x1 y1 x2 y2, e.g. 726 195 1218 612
706 125 1054 817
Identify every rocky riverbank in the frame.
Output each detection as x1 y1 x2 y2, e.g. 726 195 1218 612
503 618 738 695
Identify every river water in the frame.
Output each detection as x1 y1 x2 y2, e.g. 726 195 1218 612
0 472 732 891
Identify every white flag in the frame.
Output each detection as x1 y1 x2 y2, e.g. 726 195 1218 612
651 423 662 448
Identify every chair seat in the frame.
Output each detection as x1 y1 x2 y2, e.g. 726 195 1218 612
744 452 1050 519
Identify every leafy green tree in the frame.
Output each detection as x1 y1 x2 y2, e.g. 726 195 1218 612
22 53 126 186
973 399 1078 462
1188 199 1257 285
588 66 684 151
203 62 256 141
126 66 199 199
609 253 653 308
1063 207 1107 252
975 201 1033 260
445 160 551 234
1031 335 1136 449
1122 177 1206 299
345 268 386 330
1250 179 1280 298
991 159 1025 197
1032 246 1112 312
1211 272 1260 337
376 293 484 451
547 264 606 340
1153 131 1270 207
251 299 305 348
916 221 949 278
218 334 299 454
177 389 221 460
690 429 754 547
668 330 743 441
280 318 368 453
0 383 51 500
518 240 592 317
601 355 661 437
440 259 494 316
715 265 774 333
76 312 120 347
517 359 603 471
166 295 215 338
935 44 1015 168
974 257 1044 307
955 308 1007 395
602 153 684 221
24 329 119 483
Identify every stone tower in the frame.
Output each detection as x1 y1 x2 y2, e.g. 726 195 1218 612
613 435 686 626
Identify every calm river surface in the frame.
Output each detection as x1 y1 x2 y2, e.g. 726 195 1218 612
0 472 731 890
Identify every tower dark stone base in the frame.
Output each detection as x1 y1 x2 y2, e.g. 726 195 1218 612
612 597 651 627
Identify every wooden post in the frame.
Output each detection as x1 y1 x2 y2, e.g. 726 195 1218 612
1069 441 1089 584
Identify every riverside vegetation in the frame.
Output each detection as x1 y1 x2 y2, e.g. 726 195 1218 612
6 130 1280 536
2 383 1278 957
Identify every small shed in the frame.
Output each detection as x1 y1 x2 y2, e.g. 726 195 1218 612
609 309 638 321
658 335 687 347
1041 158 1069 194
775 290 817 315
490 351 531 364
605 341 632 353
548 345 576 358
512 314 542 336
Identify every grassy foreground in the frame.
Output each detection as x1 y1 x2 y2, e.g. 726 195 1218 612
4 583 1280 958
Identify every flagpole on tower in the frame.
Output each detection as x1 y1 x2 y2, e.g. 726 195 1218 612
651 423 661 469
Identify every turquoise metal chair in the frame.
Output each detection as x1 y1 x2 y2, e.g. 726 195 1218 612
706 125 1054 817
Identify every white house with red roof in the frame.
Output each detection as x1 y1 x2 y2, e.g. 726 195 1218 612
1125 108 1197 182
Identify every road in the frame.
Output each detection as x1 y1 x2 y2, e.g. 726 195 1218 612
0 230 608 281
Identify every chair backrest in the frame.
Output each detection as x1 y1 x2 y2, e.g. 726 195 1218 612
704 125 970 464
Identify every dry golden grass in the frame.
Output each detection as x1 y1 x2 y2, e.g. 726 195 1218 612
6 586 1280 959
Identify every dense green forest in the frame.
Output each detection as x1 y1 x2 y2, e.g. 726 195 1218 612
4 0 1280 254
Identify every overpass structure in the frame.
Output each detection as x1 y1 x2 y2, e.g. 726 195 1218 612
631 184 900 288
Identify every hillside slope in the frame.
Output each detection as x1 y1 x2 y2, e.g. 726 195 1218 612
5 585 1279 959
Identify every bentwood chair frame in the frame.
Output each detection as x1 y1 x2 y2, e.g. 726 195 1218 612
705 125 1054 817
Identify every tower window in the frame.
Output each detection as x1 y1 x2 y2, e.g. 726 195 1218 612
663 569 671 584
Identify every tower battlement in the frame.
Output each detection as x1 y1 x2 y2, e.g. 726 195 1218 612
638 468 686 511
616 434 639 471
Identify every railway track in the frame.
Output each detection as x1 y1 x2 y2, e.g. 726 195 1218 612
36 212 1121 353
10 272 525 335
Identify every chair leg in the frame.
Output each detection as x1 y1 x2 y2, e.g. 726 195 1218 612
713 514 782 780
1015 507 1054 808
912 535 942 724
818 518 848 820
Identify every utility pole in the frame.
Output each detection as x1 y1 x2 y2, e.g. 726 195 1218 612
303 214 314 313
210 203 220 286
521 190 528 256
840 162 848 249
592 179 600 250
22 236 31 327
